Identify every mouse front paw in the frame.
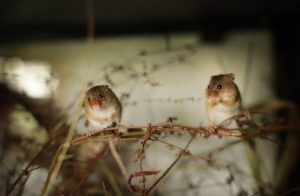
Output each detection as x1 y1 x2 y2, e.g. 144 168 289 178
205 123 218 138
208 124 218 134
118 125 128 133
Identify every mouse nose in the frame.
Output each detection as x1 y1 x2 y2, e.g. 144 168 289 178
90 98 102 109
208 90 218 98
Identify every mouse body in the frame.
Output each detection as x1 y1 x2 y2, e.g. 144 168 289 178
83 85 122 128
206 73 242 132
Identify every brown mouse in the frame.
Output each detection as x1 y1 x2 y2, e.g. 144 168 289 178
206 73 242 134
83 85 122 129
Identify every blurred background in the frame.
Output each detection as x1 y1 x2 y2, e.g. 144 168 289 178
0 0 300 195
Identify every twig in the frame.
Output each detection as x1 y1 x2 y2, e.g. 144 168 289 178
202 140 244 156
109 140 129 180
128 170 160 193
40 0 96 187
243 41 255 103
100 160 123 196
41 88 87 195
6 125 64 196
139 155 146 195
73 143 109 194
145 134 196 195
102 182 108 196
150 138 188 153
71 119 300 146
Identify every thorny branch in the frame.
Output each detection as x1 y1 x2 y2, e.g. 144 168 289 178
69 118 300 195
145 134 196 195
6 117 300 196
71 119 300 146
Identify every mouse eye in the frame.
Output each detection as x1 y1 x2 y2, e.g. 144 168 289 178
88 97 91 101
98 93 103 99
217 84 222 89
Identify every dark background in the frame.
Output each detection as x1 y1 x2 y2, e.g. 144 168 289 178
1 0 299 100
0 0 299 39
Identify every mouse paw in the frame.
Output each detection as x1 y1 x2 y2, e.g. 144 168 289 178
118 125 128 133
206 123 218 138
238 110 251 122
87 130 95 137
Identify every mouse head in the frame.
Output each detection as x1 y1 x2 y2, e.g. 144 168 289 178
206 73 240 104
84 85 117 110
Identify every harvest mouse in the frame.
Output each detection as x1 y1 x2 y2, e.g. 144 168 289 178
71 85 127 187
206 74 260 187
83 85 122 129
206 73 242 135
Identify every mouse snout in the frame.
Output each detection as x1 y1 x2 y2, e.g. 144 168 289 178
208 89 218 98
89 98 102 110
207 90 220 103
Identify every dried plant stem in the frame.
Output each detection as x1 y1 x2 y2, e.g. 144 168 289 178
109 140 129 180
145 134 196 195
243 41 255 103
102 182 108 196
40 0 96 189
72 120 300 146
151 137 187 152
100 160 123 196
73 144 109 194
203 140 243 156
41 90 86 196
6 123 64 196
71 125 231 145
7 142 49 195
154 138 247 169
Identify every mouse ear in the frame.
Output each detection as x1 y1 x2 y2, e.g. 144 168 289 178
227 73 235 81
210 75 216 81
100 84 109 89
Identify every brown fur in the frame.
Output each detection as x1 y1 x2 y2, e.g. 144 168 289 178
206 73 241 107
